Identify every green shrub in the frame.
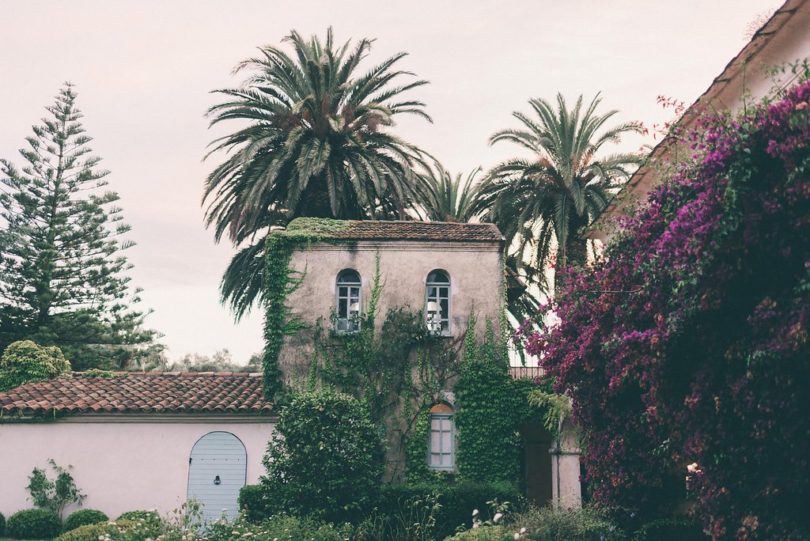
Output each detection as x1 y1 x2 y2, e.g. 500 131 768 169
445 526 507 541
207 515 353 541
378 481 525 540
511 506 621 541
0 340 70 391
55 519 140 541
632 517 706 541
26 459 86 519
0 511 5 537
57 522 114 541
115 510 160 524
62 509 109 532
238 485 271 523
261 390 384 524
6 508 62 539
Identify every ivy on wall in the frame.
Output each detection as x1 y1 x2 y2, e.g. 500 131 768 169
453 318 550 484
262 218 352 399
310 259 463 481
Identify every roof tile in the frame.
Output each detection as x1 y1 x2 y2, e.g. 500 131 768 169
0 372 273 418
285 219 504 243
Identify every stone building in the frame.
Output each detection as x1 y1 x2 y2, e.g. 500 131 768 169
275 219 506 384
271 218 581 508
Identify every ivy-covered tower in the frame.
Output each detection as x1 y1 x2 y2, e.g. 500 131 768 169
261 217 507 478
263 218 505 389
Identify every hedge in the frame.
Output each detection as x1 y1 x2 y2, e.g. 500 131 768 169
446 506 622 541
0 511 5 537
377 481 525 540
54 520 144 541
241 480 524 540
62 509 108 532
115 510 161 525
5 508 61 539
631 517 706 541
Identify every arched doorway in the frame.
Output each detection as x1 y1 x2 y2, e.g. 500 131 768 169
187 431 247 522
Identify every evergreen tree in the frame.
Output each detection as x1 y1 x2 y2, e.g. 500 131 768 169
0 83 161 369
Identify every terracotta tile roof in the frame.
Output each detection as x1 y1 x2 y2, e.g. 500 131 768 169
0 372 273 418
285 218 504 243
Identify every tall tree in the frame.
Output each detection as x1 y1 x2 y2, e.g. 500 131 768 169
0 83 160 369
478 93 642 291
416 163 484 222
204 28 432 319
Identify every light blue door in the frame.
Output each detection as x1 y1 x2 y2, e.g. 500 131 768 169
187 431 247 522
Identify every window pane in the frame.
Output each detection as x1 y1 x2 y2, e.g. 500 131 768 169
429 453 441 467
440 453 452 467
338 270 361 284
431 430 441 451
428 270 450 284
441 430 452 450
338 299 347 317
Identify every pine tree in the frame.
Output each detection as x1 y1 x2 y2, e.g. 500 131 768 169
0 83 161 369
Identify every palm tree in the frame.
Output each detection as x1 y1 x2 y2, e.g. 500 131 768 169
417 163 484 222
478 93 642 291
203 28 432 318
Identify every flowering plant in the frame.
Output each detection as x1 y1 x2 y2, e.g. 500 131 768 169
518 80 810 539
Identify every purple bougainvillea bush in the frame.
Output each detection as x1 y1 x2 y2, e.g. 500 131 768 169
518 80 810 539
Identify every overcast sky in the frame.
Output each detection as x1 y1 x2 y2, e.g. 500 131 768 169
0 0 781 364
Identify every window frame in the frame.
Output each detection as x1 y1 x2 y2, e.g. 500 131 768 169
335 269 362 333
425 269 451 335
427 411 456 472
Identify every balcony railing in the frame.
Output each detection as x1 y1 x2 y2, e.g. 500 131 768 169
508 366 545 380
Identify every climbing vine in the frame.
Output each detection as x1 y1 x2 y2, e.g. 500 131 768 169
309 259 462 480
262 218 353 399
453 318 549 484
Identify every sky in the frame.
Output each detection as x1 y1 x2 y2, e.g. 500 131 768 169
0 0 782 364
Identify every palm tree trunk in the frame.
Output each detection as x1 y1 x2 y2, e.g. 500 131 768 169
554 228 588 295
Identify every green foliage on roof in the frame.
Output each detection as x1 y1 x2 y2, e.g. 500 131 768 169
282 218 351 239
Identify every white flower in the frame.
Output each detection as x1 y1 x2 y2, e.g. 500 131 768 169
472 509 479 517
493 512 503 523
513 534 520 540
687 462 700 473
520 527 527 534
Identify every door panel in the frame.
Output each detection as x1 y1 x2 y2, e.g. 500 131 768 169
187 431 247 522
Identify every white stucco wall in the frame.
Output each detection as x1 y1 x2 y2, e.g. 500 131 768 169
0 418 274 519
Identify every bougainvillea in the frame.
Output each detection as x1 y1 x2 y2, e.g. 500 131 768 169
519 81 810 539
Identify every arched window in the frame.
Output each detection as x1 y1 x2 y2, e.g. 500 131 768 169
425 270 450 334
336 269 362 332
428 403 455 471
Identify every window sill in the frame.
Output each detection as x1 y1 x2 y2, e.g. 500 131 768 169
332 329 361 336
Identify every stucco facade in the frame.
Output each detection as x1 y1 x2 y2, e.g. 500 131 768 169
278 239 505 386
0 416 274 519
